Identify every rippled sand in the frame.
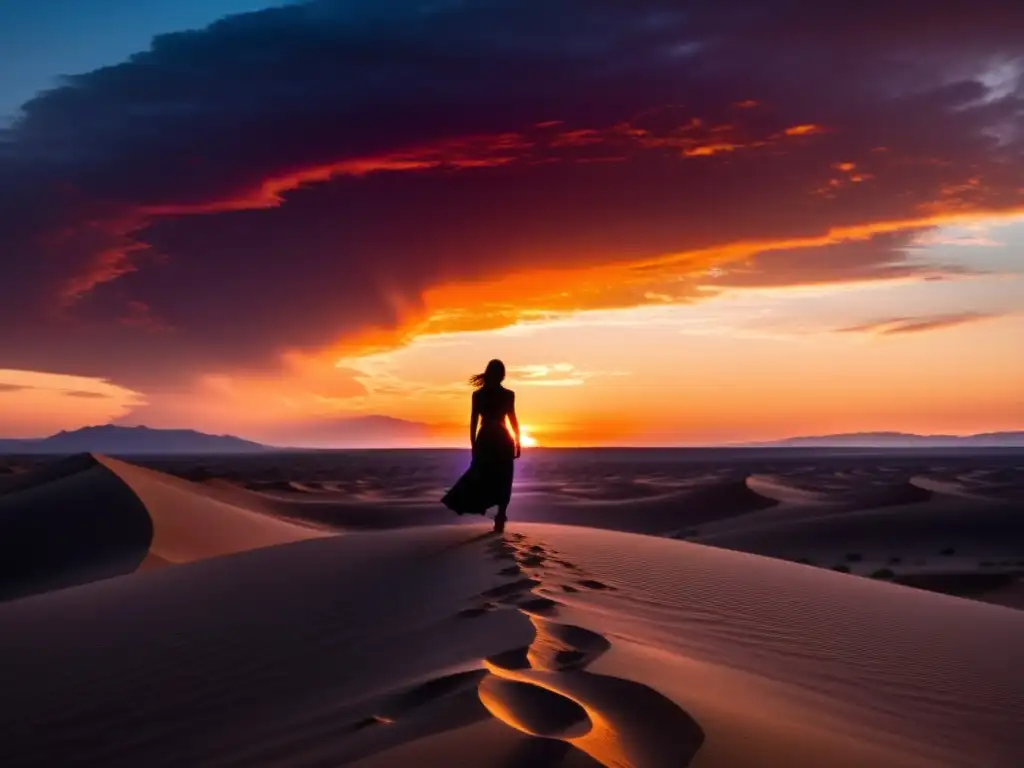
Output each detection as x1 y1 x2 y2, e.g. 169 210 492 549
0 449 1022 766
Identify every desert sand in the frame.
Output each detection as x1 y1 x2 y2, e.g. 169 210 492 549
0 454 327 601
0 449 1022 766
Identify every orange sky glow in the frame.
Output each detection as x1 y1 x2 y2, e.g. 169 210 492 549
3 12 1023 447
4 212 1022 446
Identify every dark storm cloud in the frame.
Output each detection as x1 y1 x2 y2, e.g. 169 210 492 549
0 0 1022 387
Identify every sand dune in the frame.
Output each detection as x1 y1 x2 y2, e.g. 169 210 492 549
691 480 925 534
99 455 329 565
0 523 1020 766
697 496 1024 566
0 454 153 602
910 473 1009 500
1 451 1022 765
744 473 835 505
0 454 328 601
5 450 1022 605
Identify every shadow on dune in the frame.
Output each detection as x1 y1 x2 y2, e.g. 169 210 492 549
698 496 1024 551
0 454 153 602
0 454 330 603
504 475 779 537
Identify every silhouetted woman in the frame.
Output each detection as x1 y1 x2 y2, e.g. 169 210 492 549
442 359 521 532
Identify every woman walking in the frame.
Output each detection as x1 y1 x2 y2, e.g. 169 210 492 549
442 359 521 532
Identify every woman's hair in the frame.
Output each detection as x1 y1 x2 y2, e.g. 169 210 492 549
470 359 506 388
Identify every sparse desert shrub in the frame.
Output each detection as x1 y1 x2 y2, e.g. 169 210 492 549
940 547 956 556
832 564 851 573
870 568 895 580
888 556 903 565
845 553 863 562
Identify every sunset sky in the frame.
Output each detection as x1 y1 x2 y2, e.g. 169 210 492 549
1 1 1022 446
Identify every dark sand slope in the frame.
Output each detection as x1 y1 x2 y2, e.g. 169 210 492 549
697 495 1024 579
0 454 152 602
0 528 554 767
504 474 780 537
0 524 1021 767
0 455 328 602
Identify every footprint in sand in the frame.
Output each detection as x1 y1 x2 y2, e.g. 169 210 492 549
516 554 546 567
485 646 532 671
487 540 519 559
495 593 532 606
456 601 496 619
515 596 562 616
486 617 610 673
481 669 705 766
376 669 488 722
471 542 706 766
344 669 488 732
482 578 541 599
478 677 593 739
345 715 391 732
577 579 616 591
480 618 704 766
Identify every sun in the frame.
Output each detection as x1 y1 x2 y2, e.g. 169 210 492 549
519 427 539 448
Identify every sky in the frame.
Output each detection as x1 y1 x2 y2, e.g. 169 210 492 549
0 0 1022 446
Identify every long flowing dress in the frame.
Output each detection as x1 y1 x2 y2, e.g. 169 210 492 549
442 387 515 515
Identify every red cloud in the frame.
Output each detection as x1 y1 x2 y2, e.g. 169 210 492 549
0 0 1021 390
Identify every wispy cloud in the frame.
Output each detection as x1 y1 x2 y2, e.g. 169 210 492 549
510 363 630 386
0 382 112 398
62 390 112 399
836 312 1003 335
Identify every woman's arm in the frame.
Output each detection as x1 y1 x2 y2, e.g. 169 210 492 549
508 392 521 458
470 392 480 451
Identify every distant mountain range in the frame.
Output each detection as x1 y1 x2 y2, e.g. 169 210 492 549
1 425 1022 454
0 417 450 454
745 431 1024 448
0 425 266 455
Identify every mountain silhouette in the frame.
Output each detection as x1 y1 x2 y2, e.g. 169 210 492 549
745 431 1024 448
0 425 266 455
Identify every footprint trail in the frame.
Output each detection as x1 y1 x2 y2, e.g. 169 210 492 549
472 533 706 767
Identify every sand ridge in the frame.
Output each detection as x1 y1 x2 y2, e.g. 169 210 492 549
98 455 329 565
0 454 330 602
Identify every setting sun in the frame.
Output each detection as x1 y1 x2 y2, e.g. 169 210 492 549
519 427 539 448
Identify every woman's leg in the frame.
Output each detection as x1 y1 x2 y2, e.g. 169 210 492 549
494 505 507 533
